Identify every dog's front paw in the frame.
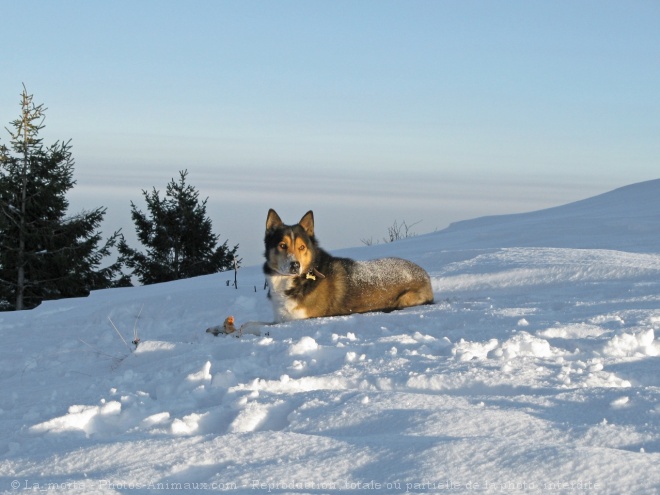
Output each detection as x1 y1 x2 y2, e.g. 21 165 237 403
239 321 273 336
239 322 261 336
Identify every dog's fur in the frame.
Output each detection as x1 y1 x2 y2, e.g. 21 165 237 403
263 209 434 322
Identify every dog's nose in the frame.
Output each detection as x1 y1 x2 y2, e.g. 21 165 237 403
290 261 300 273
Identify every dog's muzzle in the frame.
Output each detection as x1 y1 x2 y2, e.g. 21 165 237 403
289 261 300 274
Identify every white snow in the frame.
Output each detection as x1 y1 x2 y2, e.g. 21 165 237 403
1 179 660 493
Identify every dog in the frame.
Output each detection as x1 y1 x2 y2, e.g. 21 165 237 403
263 209 434 322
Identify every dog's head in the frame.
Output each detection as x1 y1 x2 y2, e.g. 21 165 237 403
264 209 316 277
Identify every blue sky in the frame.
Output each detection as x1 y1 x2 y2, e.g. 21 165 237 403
2 1 660 265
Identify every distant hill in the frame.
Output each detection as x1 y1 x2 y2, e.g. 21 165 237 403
428 179 660 253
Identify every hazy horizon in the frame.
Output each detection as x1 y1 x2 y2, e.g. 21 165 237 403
4 1 659 266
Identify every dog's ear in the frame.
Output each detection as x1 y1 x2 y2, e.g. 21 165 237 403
266 209 283 231
299 210 314 237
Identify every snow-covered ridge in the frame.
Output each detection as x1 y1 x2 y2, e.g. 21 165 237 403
1 180 659 494
432 178 660 253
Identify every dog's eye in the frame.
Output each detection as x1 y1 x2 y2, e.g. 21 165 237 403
279 243 287 250
298 245 305 251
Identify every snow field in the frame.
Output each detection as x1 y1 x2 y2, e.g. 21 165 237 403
1 247 658 494
2 180 660 493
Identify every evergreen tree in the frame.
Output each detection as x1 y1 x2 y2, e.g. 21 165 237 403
0 85 125 311
118 170 239 285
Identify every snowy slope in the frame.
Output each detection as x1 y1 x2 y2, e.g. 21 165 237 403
429 179 660 253
1 180 660 494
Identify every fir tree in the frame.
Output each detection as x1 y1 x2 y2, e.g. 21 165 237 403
0 85 124 311
118 170 239 285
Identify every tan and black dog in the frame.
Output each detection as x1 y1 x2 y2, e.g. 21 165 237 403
264 209 434 322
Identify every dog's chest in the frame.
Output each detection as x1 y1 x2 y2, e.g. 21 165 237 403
267 275 309 321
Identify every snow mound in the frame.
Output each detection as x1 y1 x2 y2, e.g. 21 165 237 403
288 336 319 355
602 328 659 358
31 401 122 437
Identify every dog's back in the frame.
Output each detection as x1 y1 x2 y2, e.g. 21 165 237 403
339 256 434 315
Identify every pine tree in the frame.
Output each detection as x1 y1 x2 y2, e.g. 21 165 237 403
0 85 125 311
118 170 239 285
